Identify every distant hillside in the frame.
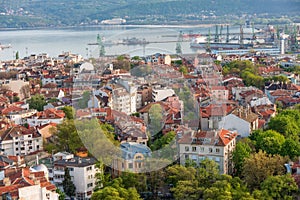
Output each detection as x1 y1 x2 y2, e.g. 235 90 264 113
0 0 299 28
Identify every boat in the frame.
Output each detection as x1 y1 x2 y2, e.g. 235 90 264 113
190 42 245 50
0 43 11 50
100 18 126 25
121 37 149 45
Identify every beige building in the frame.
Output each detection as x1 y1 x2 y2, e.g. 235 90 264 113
178 129 237 174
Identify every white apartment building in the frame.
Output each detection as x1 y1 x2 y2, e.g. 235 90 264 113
51 152 98 200
152 86 175 102
178 129 237 174
0 126 43 156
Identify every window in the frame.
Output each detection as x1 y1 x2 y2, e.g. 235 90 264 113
209 148 212 153
185 146 189 152
16 148 19 151
192 147 196 152
15 142 18 145
200 147 204 152
20 147 25 151
216 148 220 153
86 166 92 171
128 163 133 168
68 167 74 172
185 154 189 159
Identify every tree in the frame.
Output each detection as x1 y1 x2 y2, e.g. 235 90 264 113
179 65 188 75
15 51 19 60
77 91 90 109
254 130 285 155
268 110 300 138
260 174 298 199
27 94 47 111
46 119 84 153
91 177 141 200
242 150 287 189
148 104 163 137
281 138 300 160
62 168 76 197
150 131 176 151
203 176 254 200
232 138 253 176
56 188 66 200
197 158 220 188
166 165 196 187
171 180 203 200
120 171 147 193
61 106 75 119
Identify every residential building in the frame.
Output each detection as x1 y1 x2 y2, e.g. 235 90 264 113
112 142 152 175
0 167 58 200
178 129 237 174
0 125 43 156
27 108 65 126
52 153 98 200
220 106 259 138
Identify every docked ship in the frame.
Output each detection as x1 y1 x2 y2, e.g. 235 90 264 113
190 42 255 50
100 18 126 25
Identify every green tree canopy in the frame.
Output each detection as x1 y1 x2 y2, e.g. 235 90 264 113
61 106 75 119
62 167 76 197
242 150 287 189
260 174 298 200
27 94 47 111
232 138 253 176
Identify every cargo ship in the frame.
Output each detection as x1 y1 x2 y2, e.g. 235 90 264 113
190 42 250 50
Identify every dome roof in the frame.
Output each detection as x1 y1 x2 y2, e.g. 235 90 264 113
30 164 49 174
79 62 94 73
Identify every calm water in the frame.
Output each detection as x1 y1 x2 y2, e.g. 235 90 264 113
0 25 251 61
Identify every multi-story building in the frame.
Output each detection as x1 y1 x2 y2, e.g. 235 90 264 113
0 125 43 156
112 142 152 175
178 129 237 174
27 108 65 126
51 152 98 200
0 167 58 200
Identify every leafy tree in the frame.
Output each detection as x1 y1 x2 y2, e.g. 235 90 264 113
62 168 76 197
232 138 253 176
92 177 141 200
120 172 147 193
46 119 84 153
254 130 285 155
171 180 203 200
94 161 108 191
148 104 163 137
197 158 220 188
27 94 47 111
61 106 75 119
15 51 19 60
179 65 188 75
56 188 66 200
260 174 298 200
242 150 287 189
166 165 196 187
280 138 300 160
203 176 254 200
268 109 300 138
77 91 90 109
150 131 176 151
